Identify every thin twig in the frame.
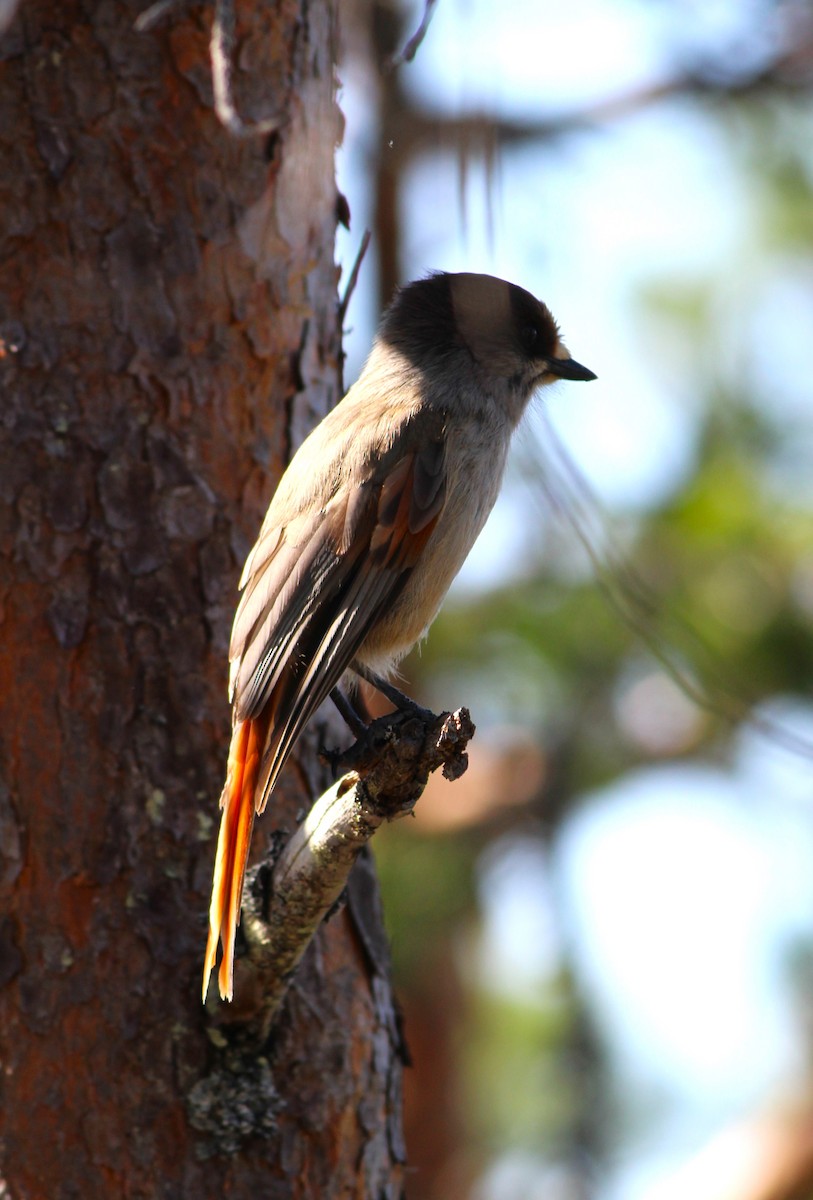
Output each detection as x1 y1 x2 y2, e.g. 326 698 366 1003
386 0 439 70
337 228 372 396
339 229 372 326
134 0 185 32
210 0 282 139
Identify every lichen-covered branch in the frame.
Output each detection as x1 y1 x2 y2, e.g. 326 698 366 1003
222 705 474 1041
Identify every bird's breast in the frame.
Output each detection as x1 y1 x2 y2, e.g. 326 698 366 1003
357 414 512 673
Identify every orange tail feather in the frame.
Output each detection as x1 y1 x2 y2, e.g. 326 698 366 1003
202 715 268 1001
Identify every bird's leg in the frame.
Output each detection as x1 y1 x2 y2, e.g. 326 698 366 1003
324 667 438 776
322 665 441 777
352 662 435 722
329 686 369 740
321 688 369 774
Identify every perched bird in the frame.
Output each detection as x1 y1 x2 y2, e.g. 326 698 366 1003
203 271 596 1001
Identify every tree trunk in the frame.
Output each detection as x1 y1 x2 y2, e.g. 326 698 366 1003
0 2 406 1195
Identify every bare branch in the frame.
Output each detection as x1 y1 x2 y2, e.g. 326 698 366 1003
386 0 439 71
208 705 474 1040
337 228 372 395
210 0 282 139
339 228 372 327
382 48 813 166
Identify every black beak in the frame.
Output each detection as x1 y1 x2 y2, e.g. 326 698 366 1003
546 357 597 382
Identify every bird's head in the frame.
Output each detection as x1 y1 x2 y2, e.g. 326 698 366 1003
379 271 595 422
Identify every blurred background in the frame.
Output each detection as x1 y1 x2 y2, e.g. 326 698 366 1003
335 2 813 1197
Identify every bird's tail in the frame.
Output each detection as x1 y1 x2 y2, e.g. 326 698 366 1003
202 614 369 1001
202 713 270 1002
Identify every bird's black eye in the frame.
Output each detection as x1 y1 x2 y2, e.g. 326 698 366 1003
521 323 541 356
509 284 560 359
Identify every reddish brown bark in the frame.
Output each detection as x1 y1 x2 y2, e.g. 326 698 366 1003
0 2 406 1196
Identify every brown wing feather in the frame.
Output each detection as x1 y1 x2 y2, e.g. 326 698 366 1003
203 422 447 1001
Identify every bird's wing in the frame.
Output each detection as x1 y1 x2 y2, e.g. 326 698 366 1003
203 410 447 1000
231 411 447 792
